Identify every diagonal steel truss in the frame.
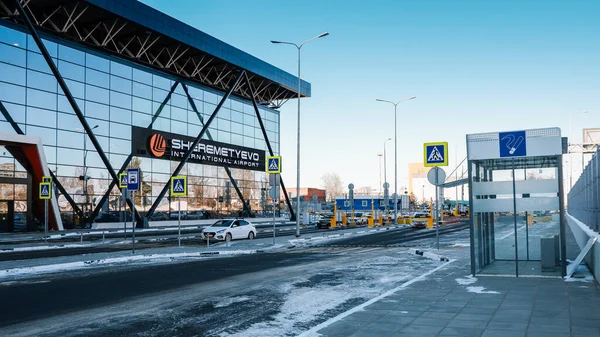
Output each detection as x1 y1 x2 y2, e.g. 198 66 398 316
5 0 296 226
0 0 298 109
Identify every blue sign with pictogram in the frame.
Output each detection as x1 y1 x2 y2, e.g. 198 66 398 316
40 182 51 199
424 142 448 167
127 168 140 191
170 176 187 197
266 156 281 174
499 131 526 157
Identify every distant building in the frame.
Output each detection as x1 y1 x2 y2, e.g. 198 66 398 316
286 188 326 202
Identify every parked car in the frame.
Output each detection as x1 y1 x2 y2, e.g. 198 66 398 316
201 219 256 241
317 214 333 229
186 210 204 220
170 211 187 220
411 212 430 229
94 212 120 223
150 211 169 221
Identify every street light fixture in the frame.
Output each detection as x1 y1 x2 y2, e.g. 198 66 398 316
568 110 588 189
376 96 416 222
271 32 329 237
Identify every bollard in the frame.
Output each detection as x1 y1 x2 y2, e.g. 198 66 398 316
80 232 83 243
102 231 105 244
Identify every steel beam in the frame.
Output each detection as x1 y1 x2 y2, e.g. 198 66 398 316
180 83 251 216
13 0 144 226
243 72 295 220
90 81 180 223
146 70 245 217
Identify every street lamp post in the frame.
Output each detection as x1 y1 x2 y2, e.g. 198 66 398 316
376 97 416 222
569 110 588 189
271 32 329 237
377 152 383 195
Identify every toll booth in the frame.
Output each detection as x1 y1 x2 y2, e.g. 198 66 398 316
466 127 566 277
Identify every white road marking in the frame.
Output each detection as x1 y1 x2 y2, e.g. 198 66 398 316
297 259 456 337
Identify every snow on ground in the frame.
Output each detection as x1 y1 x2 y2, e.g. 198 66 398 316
565 263 595 283
455 275 477 285
455 275 499 294
0 250 260 280
220 250 448 337
214 296 253 308
466 286 500 294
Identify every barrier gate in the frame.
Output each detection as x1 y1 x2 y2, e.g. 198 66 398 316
466 127 566 277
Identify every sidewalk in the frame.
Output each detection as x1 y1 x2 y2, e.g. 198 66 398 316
301 248 600 337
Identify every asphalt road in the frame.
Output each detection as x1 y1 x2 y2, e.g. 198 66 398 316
0 225 467 336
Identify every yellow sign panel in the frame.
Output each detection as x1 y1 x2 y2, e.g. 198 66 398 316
424 142 448 167
40 182 51 199
170 176 187 197
266 156 281 174
119 173 127 189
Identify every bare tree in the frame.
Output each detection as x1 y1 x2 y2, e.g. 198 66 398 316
321 172 344 201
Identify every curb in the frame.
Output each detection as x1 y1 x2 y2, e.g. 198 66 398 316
413 249 450 262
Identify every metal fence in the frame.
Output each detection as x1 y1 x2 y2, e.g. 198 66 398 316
568 148 600 232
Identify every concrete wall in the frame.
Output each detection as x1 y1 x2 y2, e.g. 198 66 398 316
566 212 600 282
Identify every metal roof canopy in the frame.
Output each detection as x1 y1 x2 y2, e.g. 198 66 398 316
0 0 309 109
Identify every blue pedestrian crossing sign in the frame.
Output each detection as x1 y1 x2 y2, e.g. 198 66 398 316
127 168 140 191
266 156 281 174
424 142 448 167
42 176 52 183
40 182 51 199
119 173 127 189
171 176 187 197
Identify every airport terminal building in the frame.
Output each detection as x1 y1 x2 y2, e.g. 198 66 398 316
0 0 306 230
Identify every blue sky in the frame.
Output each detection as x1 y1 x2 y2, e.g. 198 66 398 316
140 0 600 193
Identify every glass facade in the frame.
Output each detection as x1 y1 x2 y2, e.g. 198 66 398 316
0 23 280 225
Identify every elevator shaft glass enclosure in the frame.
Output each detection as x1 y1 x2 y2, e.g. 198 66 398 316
466 128 566 277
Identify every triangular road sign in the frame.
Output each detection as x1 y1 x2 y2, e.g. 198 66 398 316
269 158 278 171
428 146 444 162
173 180 184 193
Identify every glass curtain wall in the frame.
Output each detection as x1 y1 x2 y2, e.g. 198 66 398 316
0 23 280 225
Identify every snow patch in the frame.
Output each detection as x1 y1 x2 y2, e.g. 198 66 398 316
214 296 252 308
451 242 470 248
466 286 499 294
0 250 260 280
455 275 477 285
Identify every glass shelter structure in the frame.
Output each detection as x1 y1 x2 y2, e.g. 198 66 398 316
0 0 306 230
466 128 567 277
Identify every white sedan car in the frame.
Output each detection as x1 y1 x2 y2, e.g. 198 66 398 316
201 219 257 241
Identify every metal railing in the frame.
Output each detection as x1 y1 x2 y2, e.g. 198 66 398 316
567 148 600 232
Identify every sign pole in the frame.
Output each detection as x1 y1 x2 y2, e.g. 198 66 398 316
178 196 181 247
435 172 440 250
273 198 276 245
44 198 48 243
132 190 136 254
122 189 127 239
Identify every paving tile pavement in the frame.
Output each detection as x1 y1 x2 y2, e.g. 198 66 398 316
314 254 600 337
